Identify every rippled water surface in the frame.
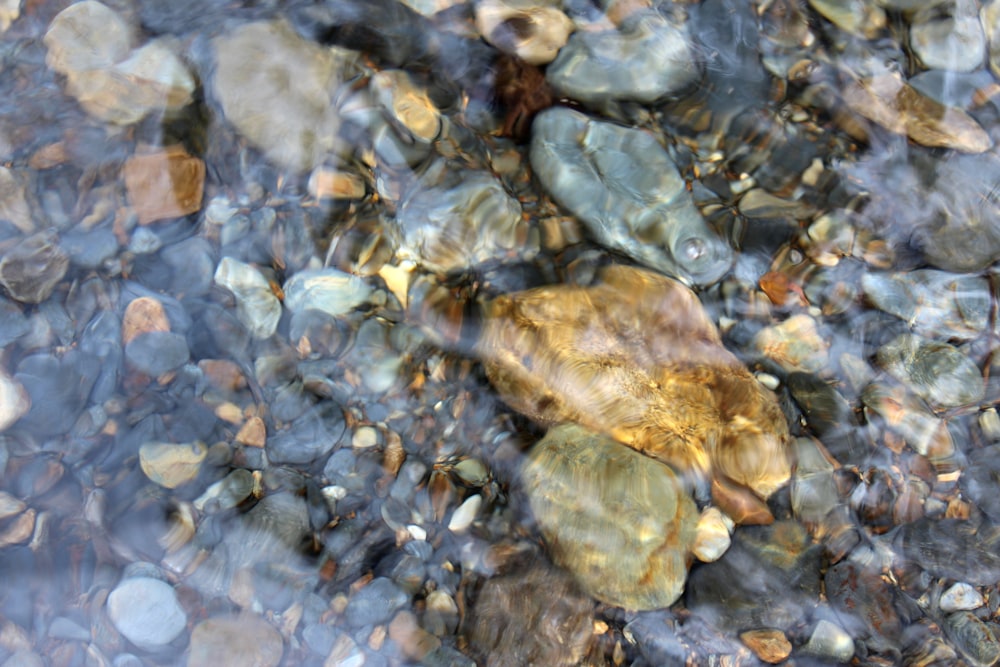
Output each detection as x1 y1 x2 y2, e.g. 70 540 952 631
3 0 1000 664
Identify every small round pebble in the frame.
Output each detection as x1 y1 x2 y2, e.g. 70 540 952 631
344 577 408 628
188 614 284 667
802 619 854 663
739 628 792 664
107 577 187 650
940 583 985 612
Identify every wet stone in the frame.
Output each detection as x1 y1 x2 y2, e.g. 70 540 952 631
123 146 205 225
466 560 594 667
139 441 206 489
106 577 187 651
943 611 1000 667
266 403 345 465
940 583 985 612
0 370 29 433
0 167 37 235
282 268 372 318
739 628 792 664
188 614 284 667
125 331 189 377
213 257 281 339
14 350 99 437
802 619 856 663
825 553 903 654
0 231 69 304
530 107 732 286
474 0 574 65
877 334 984 410
344 577 408 629
0 296 29 347
961 445 1000 523
910 0 986 73
896 518 1000 586
546 10 698 108
522 423 697 610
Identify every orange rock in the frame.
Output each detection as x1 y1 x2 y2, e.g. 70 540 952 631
122 296 170 344
740 629 792 664
123 145 205 225
235 416 266 448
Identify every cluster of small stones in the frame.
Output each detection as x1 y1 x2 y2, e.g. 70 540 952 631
1 0 1000 666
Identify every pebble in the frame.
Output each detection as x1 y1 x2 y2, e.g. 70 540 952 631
351 426 379 449
447 494 481 533
124 331 190 377
14 350 98 437
910 0 986 73
123 147 205 225
282 268 372 317
370 70 441 143
0 509 35 548
0 296 30 347
188 614 283 667
388 611 441 661
194 469 255 512
343 577 409 628
0 370 29 433
943 611 1000 667
121 297 171 346
802 619 856 663
308 168 366 201
0 231 69 304
692 507 733 563
474 0 574 65
106 577 187 650
213 257 281 339
0 167 35 234
940 583 985 612
139 441 207 489
751 313 830 373
877 334 984 410
0 491 25 520
211 20 358 171
739 628 792 664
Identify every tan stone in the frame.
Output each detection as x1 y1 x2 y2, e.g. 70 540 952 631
122 296 170 344
235 416 266 448
123 146 205 225
740 628 792 664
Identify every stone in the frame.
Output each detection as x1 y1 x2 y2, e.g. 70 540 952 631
802 619 855 663
447 494 480 533
910 0 985 73
123 146 205 225
122 296 170 345
692 506 733 563
752 313 830 374
0 231 69 304
739 629 792 664
188 614 283 667
388 611 441 661
0 0 20 32
307 169 366 200
344 577 408 628
213 257 281 339
475 0 574 65
139 441 207 489
877 334 984 410
107 577 187 650
940 583 985 612
0 167 35 234
282 268 371 317
212 20 358 171
125 331 189 377
370 70 440 143
0 370 29 433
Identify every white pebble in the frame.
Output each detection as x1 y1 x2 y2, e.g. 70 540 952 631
407 525 427 541
940 582 985 612
447 495 481 533
352 426 378 449
692 507 733 562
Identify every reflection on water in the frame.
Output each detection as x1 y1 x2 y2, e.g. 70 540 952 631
2 0 1000 664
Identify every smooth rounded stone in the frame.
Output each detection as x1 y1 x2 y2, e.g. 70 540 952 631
686 521 823 630
125 331 189 377
895 518 1000 586
188 614 283 667
393 161 534 274
139 441 206 489
546 10 698 108
14 350 99 437
802 619 855 663
739 629 792 664
194 469 254 512
861 269 990 341
985 0 1000 79
787 373 867 465
348 318 405 393
370 70 440 143
467 560 593 666
213 257 281 339
0 167 34 236
43 1 132 74
943 612 1000 667
751 314 830 374
522 423 697 610
0 370 29 433
790 437 840 524
344 577 408 628
447 494 481 533
474 0 574 65
530 107 732 286
809 0 885 38
961 445 1000 522
0 296 30 346
862 381 955 459
910 0 985 73
692 506 733 563
61 228 118 270
941 583 985 612
122 296 170 345
453 458 489 487
0 231 69 304
388 611 441 662
211 20 358 172
48 617 90 642
267 402 345 465
877 334 984 409
282 268 372 317
123 146 205 225
0 490 25 520
107 577 187 650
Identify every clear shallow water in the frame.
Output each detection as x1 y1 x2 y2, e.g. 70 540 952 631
2 0 1000 665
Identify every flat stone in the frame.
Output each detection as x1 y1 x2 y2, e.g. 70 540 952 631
0 167 35 234
802 619 855 663
941 583 985 612
0 231 69 304
139 441 207 489
0 370 29 433
44 1 132 74
344 577 408 628
122 296 170 345
188 614 283 667
213 257 281 339
125 331 189 377
282 268 371 317
752 314 830 374
123 146 205 225
740 629 792 664
107 577 187 650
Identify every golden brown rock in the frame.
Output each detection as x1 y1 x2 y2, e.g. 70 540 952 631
522 423 698 609
740 628 792 664
122 296 170 344
479 264 791 520
123 146 205 225
842 73 991 153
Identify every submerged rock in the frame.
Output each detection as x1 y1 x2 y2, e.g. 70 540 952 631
0 231 69 304
521 423 697 609
530 107 732 285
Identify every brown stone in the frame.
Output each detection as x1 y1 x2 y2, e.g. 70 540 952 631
388 611 440 661
123 145 205 225
189 614 283 667
122 296 170 344
235 416 266 448
740 629 792 664
197 359 247 392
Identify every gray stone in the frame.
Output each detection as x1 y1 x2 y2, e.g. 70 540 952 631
0 231 69 304
125 331 189 377
107 577 187 650
344 577 408 628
